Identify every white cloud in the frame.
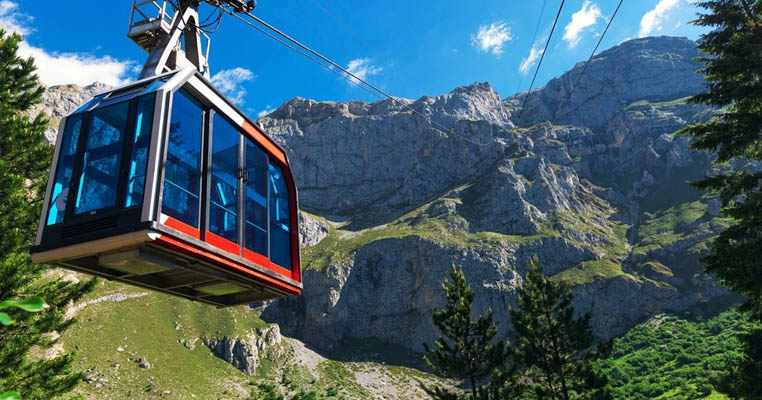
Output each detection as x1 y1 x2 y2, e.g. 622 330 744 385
519 44 544 75
562 1 604 48
257 106 275 118
471 22 512 56
639 0 681 37
211 67 255 105
0 1 135 87
0 0 29 34
345 58 382 84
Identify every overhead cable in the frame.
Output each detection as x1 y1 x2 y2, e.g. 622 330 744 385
565 0 624 103
306 0 376 52
221 7 488 146
516 0 548 94
516 0 566 124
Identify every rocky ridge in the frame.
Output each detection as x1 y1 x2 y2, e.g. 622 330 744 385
262 36 734 353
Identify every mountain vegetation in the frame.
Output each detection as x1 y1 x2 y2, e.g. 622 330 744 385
422 265 508 399
677 1 762 397
424 259 610 400
509 259 609 400
0 29 96 400
597 309 745 400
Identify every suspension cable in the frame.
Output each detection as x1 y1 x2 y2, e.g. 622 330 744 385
220 7 489 146
563 0 624 107
516 0 566 124
516 0 548 94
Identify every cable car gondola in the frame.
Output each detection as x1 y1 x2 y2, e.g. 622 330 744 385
30 0 301 306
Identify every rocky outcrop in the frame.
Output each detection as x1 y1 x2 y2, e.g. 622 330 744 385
299 213 329 247
261 36 733 352
259 82 521 215
30 82 111 144
203 325 284 376
507 36 705 129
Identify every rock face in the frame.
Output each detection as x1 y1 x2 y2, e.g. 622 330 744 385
260 82 518 215
259 36 733 353
203 325 284 376
505 36 705 129
39 36 734 357
29 82 111 144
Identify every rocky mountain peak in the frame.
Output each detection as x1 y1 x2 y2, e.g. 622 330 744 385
507 36 704 129
30 81 112 144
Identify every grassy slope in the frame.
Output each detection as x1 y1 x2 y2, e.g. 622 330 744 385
60 278 442 400
301 198 557 272
61 280 265 399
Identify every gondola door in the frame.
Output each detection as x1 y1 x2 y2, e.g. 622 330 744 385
204 111 242 256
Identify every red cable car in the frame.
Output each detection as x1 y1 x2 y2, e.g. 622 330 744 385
30 1 301 306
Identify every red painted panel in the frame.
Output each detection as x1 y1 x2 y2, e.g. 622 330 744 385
205 231 240 256
241 120 288 165
285 169 301 283
163 216 200 239
155 234 301 296
242 248 295 279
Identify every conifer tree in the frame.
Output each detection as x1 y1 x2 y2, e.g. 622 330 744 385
677 2 762 397
0 29 96 399
509 258 610 400
422 265 509 399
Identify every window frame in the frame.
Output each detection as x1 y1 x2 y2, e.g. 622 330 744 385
158 88 206 238
202 109 244 255
241 135 271 263
61 97 149 225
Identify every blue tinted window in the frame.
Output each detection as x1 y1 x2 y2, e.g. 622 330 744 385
47 115 83 225
269 163 291 269
74 102 129 215
210 114 239 243
162 89 202 227
125 94 155 207
245 140 268 256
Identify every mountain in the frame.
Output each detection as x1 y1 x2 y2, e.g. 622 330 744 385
35 36 738 398
258 36 734 352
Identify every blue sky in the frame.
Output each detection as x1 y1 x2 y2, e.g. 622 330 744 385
1 0 707 117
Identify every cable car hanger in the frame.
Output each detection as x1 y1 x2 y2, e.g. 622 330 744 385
128 0 256 79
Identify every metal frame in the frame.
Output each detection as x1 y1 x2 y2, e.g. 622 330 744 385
129 0 211 79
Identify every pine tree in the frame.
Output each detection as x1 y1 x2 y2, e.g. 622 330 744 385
422 265 510 399
0 29 96 399
509 258 610 400
677 2 762 397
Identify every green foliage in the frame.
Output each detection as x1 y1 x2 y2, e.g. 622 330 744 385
422 265 508 399
0 295 49 398
677 2 762 397
633 201 708 256
0 29 96 399
250 382 284 400
716 323 762 399
510 257 610 400
0 297 49 326
679 0 762 315
597 310 746 399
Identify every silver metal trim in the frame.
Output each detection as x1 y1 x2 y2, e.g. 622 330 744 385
141 88 168 222
152 222 303 289
31 229 158 264
35 117 68 246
